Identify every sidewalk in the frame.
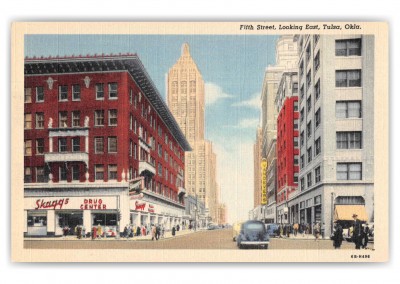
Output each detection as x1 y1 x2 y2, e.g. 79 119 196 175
24 229 197 242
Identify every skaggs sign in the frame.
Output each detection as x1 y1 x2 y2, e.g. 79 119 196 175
35 198 69 210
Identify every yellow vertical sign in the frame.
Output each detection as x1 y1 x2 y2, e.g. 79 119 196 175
261 159 268 205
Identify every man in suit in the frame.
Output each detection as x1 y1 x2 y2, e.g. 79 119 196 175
352 214 363 249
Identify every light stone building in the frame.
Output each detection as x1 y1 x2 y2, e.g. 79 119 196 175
167 43 220 222
289 34 374 238
253 127 263 208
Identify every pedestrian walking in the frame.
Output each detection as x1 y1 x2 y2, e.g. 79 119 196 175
91 226 97 240
141 225 146 236
82 225 86 238
161 225 165 238
76 225 82 239
155 225 161 240
293 223 299 237
172 226 176 236
104 226 109 239
151 224 156 241
136 225 141 236
313 222 320 241
279 223 283 238
352 214 363 249
63 226 70 238
97 224 102 239
332 222 344 249
362 223 370 249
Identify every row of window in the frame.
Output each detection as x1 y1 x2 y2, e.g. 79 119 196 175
24 83 118 104
170 80 197 95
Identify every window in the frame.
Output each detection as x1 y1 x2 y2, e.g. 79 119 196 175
307 121 312 138
24 88 32 103
129 140 133 157
108 109 117 126
72 165 80 181
294 101 299 111
108 164 117 180
300 177 305 191
36 166 47 182
307 172 312 188
96 83 104 100
130 114 133 130
335 70 361 87
36 138 44 155
59 85 68 101
335 38 362 56
129 89 133 104
24 167 32 183
294 155 299 165
95 110 104 126
72 84 81 101
24 113 32 129
293 83 298 93
306 44 311 63
95 137 104 153
337 163 362 180
59 112 68 128
180 81 187 94
300 155 305 168
307 147 312 163
314 51 320 71
95 165 104 180
36 87 44 102
72 137 80 152
314 34 320 44
294 137 299 148
300 131 304 146
59 138 67 152
72 111 80 127
336 101 362 118
300 108 304 123
158 163 162 176
294 174 299 183
59 165 67 181
315 166 321 183
108 137 117 153
315 108 321 129
108 83 118 99
24 140 32 156
158 144 162 157
92 213 117 226
306 70 311 88
336 131 362 149
315 137 321 156
134 143 137 159
172 81 178 94
300 85 304 100
300 62 304 76
307 96 312 113
314 79 320 101
190 80 196 93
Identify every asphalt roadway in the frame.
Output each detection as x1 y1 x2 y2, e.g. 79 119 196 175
24 228 374 250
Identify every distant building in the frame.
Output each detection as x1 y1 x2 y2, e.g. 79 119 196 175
167 43 220 222
23 54 191 236
253 127 263 208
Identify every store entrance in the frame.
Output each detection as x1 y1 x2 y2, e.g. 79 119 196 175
58 212 83 235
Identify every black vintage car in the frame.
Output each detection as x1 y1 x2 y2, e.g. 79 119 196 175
236 220 270 249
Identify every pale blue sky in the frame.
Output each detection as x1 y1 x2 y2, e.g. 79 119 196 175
25 34 278 222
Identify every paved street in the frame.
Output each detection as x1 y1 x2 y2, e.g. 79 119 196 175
24 228 374 250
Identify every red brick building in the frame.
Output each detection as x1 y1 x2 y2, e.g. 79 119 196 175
23 54 191 236
275 72 299 223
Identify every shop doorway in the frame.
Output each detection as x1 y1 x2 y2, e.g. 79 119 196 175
58 212 83 235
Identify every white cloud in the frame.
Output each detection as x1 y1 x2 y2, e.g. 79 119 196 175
235 118 260 129
232 92 261 109
205 82 233 105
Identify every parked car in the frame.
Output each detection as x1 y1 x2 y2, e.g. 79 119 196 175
265 223 279 238
207 224 219 230
232 221 243 241
237 220 270 249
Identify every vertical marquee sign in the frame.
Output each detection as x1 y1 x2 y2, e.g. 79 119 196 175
261 159 268 205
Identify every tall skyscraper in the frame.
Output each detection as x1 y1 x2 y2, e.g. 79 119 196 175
167 43 219 221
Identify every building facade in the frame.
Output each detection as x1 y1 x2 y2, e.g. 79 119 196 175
24 54 191 236
167 43 220 222
260 36 298 222
275 72 299 223
289 34 374 237
253 127 263 208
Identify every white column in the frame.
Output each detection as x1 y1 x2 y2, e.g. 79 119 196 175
24 210 28 234
49 137 53 152
85 135 89 153
83 210 92 232
137 211 141 226
47 210 55 236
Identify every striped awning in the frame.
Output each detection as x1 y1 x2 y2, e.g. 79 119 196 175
334 205 368 222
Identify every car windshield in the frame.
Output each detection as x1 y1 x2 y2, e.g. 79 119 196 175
244 223 264 230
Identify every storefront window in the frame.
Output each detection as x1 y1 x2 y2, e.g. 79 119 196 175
92 213 117 226
27 215 47 227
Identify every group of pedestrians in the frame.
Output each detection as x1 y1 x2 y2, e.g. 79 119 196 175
331 214 372 249
276 222 322 238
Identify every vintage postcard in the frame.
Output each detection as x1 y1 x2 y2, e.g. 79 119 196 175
11 22 388 262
